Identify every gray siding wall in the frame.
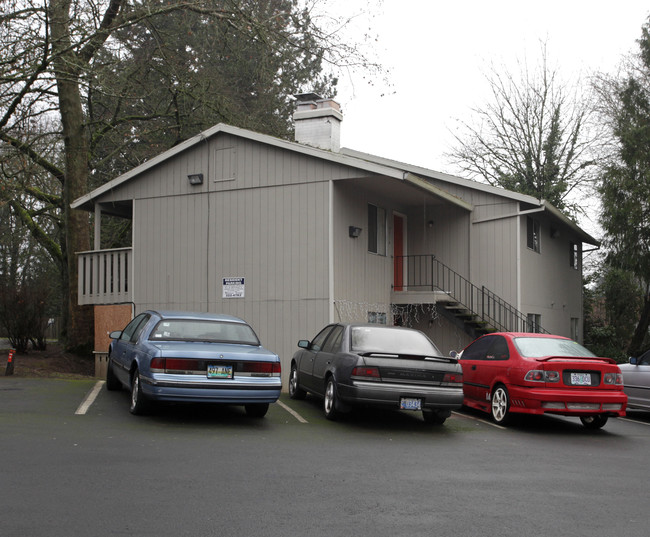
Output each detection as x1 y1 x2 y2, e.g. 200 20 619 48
456 189 520 306
519 213 584 339
423 204 471 275
331 182 392 318
122 134 367 381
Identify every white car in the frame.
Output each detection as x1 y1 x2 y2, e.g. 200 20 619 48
619 349 650 410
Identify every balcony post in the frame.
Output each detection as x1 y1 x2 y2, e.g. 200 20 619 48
94 202 102 250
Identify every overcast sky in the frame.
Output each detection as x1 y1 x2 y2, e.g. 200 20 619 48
328 1 650 175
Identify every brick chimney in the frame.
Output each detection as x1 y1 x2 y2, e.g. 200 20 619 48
293 93 343 152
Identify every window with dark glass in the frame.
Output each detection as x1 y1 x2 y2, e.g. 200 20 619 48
311 325 336 352
120 313 150 343
461 336 494 360
322 325 345 354
570 242 579 269
527 216 541 253
368 203 387 255
485 336 510 361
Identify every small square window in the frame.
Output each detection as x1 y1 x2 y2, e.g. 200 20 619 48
368 311 387 324
527 313 541 333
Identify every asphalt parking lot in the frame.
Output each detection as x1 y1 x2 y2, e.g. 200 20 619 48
2 377 649 537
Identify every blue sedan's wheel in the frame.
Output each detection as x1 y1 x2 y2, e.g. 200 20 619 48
491 385 511 425
105 358 121 391
245 403 269 418
289 364 306 400
129 368 149 415
324 377 339 420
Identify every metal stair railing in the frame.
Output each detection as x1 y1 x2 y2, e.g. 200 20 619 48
393 254 548 334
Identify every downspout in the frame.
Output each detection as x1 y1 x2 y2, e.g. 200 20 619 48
516 206 522 313
328 180 335 322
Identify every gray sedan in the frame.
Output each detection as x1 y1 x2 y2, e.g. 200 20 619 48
619 349 650 410
289 323 463 424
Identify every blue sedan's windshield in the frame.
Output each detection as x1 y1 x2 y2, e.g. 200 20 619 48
350 326 442 356
513 337 596 358
149 319 259 345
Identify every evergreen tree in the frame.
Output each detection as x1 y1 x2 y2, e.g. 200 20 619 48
595 19 650 356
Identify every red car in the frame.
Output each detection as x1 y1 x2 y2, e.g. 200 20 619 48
457 332 627 429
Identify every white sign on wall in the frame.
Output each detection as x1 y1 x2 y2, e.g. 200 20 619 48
222 277 245 298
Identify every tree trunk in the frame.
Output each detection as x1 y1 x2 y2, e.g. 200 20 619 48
627 293 650 357
50 0 94 351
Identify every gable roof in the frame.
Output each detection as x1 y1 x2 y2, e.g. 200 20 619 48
71 122 598 245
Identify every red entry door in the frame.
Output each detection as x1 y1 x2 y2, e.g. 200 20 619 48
393 214 404 291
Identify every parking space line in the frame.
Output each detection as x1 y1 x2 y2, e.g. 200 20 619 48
277 399 308 423
75 381 105 415
620 416 650 426
452 410 507 429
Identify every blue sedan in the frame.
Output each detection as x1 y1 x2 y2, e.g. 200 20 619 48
106 310 281 417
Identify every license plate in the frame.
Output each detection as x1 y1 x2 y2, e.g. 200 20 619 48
571 372 591 386
207 364 233 379
400 397 422 411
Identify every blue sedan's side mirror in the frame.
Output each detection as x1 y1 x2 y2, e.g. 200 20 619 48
629 356 638 365
298 339 310 349
109 330 122 340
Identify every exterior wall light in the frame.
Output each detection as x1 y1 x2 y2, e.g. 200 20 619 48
349 226 362 238
188 173 204 185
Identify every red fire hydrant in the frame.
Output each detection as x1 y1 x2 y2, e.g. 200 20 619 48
5 349 15 376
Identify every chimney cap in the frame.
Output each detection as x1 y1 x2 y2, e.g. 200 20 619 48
293 92 324 102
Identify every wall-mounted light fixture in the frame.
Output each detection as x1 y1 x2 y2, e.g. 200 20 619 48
427 220 434 228
550 227 560 239
349 226 362 238
187 173 204 185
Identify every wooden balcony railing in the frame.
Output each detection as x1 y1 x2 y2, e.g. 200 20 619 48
77 248 132 305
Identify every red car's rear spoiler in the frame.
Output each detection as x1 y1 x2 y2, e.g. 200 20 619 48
537 355 617 365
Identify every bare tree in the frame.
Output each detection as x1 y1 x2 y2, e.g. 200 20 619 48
0 0 381 350
448 46 598 217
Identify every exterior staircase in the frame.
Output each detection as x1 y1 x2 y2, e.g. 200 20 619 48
393 255 548 338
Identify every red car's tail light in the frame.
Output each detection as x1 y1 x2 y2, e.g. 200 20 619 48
525 370 560 382
604 373 623 385
545 371 560 382
351 366 381 379
443 372 463 384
